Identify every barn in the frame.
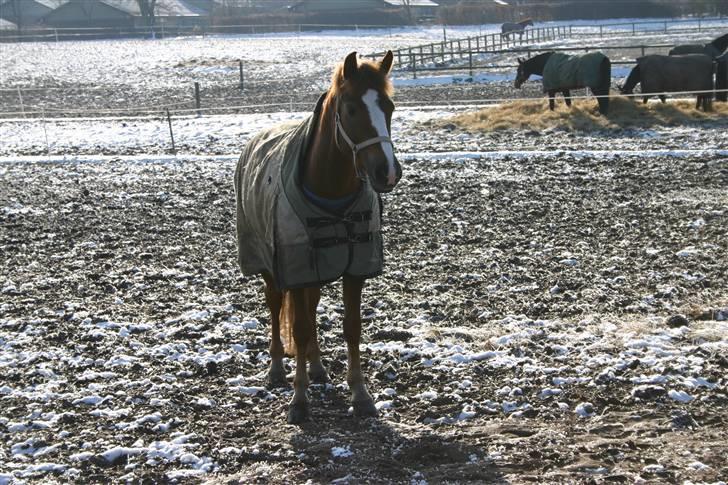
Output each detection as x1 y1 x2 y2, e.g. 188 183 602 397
290 0 439 24
0 0 66 28
42 0 206 28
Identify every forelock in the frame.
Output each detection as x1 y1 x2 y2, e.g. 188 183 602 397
331 58 393 98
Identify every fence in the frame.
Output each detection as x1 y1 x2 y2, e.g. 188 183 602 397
364 17 728 74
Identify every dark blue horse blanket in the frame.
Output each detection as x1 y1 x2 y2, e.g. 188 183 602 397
542 52 609 92
234 97 383 290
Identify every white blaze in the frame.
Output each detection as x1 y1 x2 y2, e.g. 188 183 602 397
362 89 396 186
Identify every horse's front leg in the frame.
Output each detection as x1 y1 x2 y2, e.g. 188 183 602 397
288 287 313 424
343 274 377 418
262 272 287 387
306 287 329 384
563 89 572 107
548 91 556 111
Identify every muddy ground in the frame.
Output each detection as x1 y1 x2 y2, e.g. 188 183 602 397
2 131 728 483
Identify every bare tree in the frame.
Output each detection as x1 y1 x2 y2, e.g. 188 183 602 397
136 0 158 27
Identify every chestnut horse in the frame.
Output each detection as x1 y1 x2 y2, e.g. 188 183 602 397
235 51 401 424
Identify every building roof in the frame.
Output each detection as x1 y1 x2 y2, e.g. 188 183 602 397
100 0 204 17
384 0 438 6
0 16 16 28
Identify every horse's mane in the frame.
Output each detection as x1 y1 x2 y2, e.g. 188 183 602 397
710 32 728 52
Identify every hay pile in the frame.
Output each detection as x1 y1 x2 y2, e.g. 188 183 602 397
435 95 728 132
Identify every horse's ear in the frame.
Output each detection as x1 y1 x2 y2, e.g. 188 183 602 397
343 52 358 80
518 58 524 64
380 50 394 75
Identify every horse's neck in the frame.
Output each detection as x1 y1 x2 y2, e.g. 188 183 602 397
303 101 360 199
529 53 551 76
713 34 728 53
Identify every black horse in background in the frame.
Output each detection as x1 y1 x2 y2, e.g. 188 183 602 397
620 54 714 111
515 51 611 114
669 33 728 59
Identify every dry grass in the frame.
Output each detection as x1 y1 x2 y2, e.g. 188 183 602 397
436 96 728 132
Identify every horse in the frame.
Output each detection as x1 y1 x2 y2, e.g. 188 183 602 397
515 51 611 114
619 54 713 111
234 51 402 424
501 18 534 40
669 32 728 59
717 53 728 102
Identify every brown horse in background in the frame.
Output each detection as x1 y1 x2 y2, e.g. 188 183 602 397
235 52 401 424
501 18 534 39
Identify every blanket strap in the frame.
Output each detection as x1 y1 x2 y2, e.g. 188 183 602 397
312 233 373 248
306 210 372 228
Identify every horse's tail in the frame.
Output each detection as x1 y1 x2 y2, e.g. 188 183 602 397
279 290 296 356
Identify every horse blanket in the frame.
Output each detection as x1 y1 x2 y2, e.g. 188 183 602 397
717 53 728 102
542 52 608 92
235 96 383 290
635 54 713 95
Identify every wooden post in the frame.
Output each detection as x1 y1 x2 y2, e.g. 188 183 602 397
411 53 417 79
166 109 176 154
194 82 201 117
664 21 667 33
239 60 244 90
641 46 645 57
17 87 25 118
599 25 603 37
443 26 447 43
468 50 473 77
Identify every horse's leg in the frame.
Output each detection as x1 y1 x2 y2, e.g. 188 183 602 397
660 95 666 103
643 96 649 104
262 271 287 387
343 274 377 418
548 91 556 111
306 286 329 384
288 287 313 424
563 89 572 107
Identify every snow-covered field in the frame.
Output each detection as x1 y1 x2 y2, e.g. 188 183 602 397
1 17 728 484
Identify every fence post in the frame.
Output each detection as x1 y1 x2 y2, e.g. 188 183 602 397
632 23 635 35
166 109 176 154
468 50 473 77
238 60 244 90
641 46 645 57
443 26 447 43
54 29 59 42
17 87 25 118
664 21 667 33
411 53 417 79
194 82 201 117
599 25 603 37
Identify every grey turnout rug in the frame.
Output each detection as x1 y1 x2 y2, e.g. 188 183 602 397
542 52 608 92
234 96 383 290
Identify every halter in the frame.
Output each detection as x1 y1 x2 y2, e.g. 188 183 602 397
334 111 392 179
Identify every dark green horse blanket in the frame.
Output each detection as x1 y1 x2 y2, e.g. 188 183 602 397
542 52 608 92
235 96 383 290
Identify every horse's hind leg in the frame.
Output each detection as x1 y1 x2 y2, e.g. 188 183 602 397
287 287 314 424
306 287 329 384
262 272 287 387
660 95 666 103
343 275 377 418
548 91 556 111
563 90 572 107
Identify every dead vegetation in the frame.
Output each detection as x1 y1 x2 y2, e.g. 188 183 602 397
433 95 728 132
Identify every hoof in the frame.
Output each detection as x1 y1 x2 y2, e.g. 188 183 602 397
287 401 310 424
352 399 378 419
308 368 330 385
267 368 289 389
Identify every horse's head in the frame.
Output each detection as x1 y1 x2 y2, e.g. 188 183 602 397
514 57 530 88
332 51 402 193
